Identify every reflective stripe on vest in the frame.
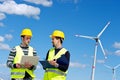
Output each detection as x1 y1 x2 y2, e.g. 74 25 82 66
11 45 35 78
11 72 25 76
12 79 23 80
45 69 66 76
11 72 25 75
47 48 67 76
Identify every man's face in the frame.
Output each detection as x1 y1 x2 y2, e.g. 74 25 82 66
22 35 31 46
51 37 59 47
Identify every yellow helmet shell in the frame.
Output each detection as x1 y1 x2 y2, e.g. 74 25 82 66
21 28 32 37
50 30 65 39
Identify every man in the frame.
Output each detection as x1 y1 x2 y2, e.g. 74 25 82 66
6 28 37 80
43 30 70 80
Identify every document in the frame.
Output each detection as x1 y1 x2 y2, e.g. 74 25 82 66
20 56 39 65
39 60 55 69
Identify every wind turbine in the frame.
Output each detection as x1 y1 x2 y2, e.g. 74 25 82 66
104 64 120 80
75 21 110 80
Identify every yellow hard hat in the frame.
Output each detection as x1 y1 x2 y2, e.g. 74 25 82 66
21 28 32 37
50 30 65 39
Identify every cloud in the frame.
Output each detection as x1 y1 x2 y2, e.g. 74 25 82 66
0 64 10 80
36 65 42 69
34 78 41 80
0 22 4 27
74 0 79 4
113 42 120 49
115 50 120 56
57 0 79 4
0 12 6 20
0 63 6 67
0 43 11 50
0 0 40 19
0 36 4 42
70 62 87 68
24 0 53 7
97 59 105 64
4 34 13 40
112 42 120 56
0 34 12 50
0 0 5 2
0 0 13 2
0 13 5 26
83 54 88 57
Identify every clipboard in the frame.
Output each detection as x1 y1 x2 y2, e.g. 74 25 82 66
39 60 55 69
20 56 39 65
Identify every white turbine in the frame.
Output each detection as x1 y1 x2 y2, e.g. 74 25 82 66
104 64 120 80
75 21 110 80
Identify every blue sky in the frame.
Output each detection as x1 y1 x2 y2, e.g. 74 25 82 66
0 0 120 80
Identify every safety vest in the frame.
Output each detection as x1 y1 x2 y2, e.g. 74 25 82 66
11 46 35 79
43 48 68 80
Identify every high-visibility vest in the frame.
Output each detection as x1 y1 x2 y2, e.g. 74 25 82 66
43 48 67 80
11 46 35 78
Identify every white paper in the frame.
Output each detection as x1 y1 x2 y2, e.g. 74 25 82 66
20 56 39 65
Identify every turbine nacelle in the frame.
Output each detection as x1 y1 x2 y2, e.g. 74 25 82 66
75 34 107 59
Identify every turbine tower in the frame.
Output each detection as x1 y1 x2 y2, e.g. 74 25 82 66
104 64 120 80
75 21 110 80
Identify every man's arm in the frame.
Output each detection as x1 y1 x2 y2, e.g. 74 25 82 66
57 51 70 72
6 47 16 68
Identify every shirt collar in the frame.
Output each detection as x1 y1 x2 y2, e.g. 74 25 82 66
20 43 29 48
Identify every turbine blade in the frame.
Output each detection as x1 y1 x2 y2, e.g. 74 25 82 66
104 64 112 69
98 39 107 59
114 64 120 69
97 21 110 38
75 34 95 40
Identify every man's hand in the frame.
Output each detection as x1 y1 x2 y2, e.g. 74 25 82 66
16 63 21 68
49 59 59 67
